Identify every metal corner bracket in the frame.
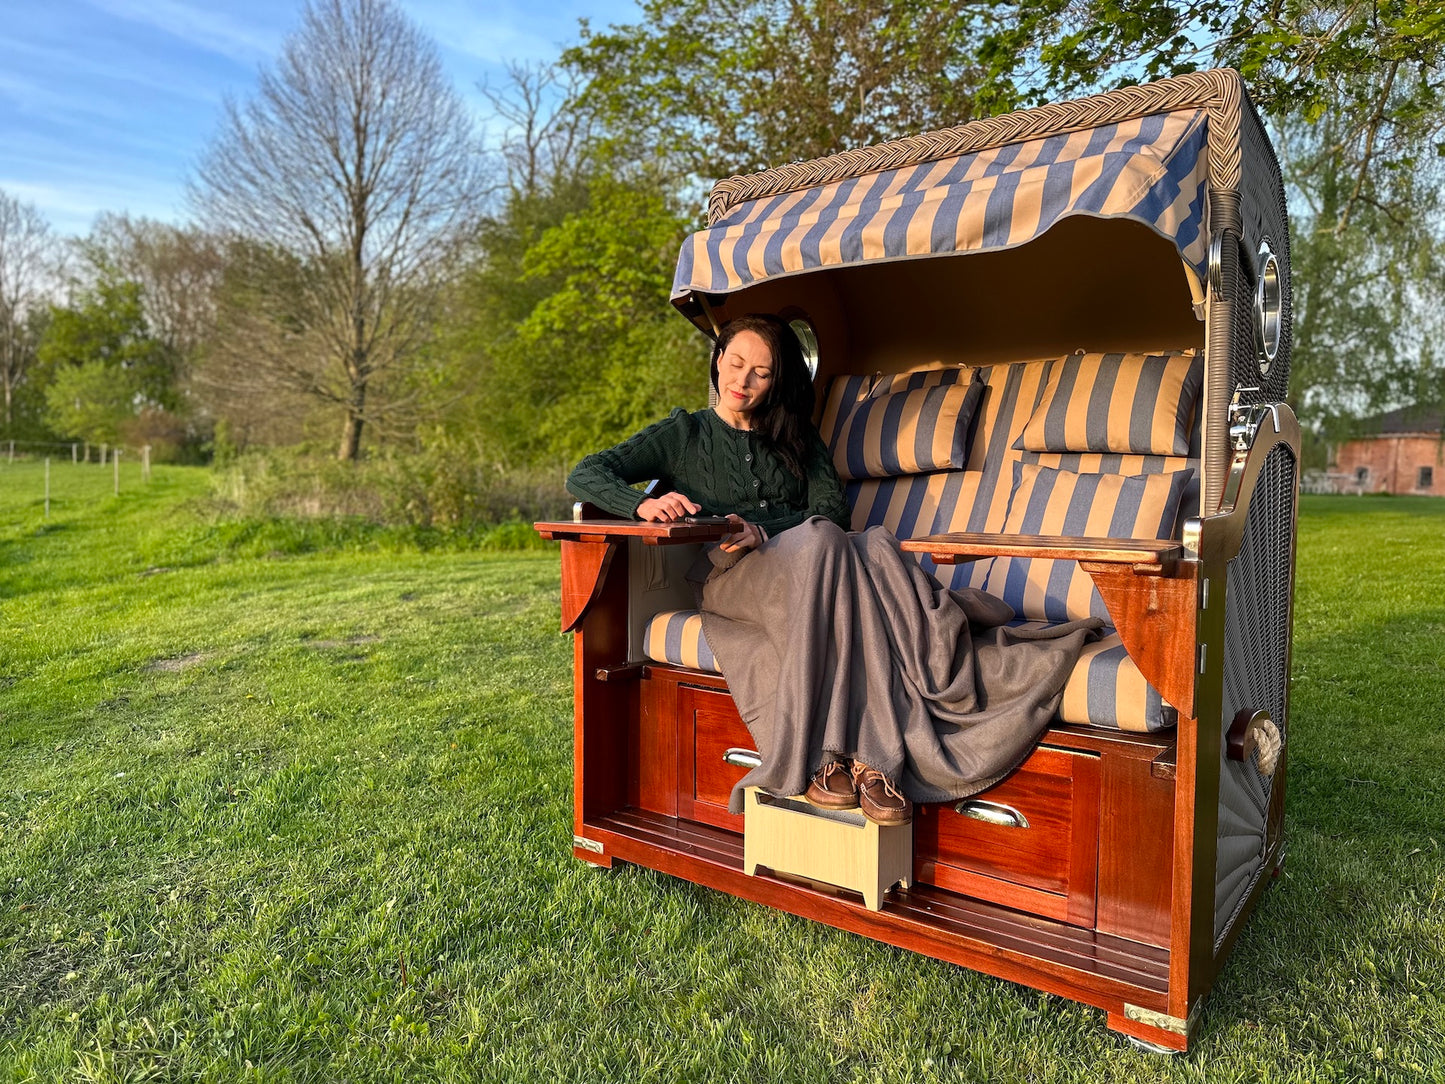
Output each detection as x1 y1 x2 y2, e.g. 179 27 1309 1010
1124 1000 1201 1036
573 835 604 855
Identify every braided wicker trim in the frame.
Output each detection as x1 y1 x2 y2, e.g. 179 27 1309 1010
708 69 1244 225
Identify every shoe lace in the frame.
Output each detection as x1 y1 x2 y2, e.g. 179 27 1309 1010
818 761 849 787
852 763 904 803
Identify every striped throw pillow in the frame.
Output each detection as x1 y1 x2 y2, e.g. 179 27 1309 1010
986 463 1194 623
824 371 984 480
1015 353 1202 457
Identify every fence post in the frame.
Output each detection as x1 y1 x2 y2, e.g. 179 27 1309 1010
7 440 12 463
100 443 108 467
72 443 78 464
45 458 50 518
142 444 151 482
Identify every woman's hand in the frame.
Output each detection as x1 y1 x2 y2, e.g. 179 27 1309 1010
636 491 700 522
719 514 765 553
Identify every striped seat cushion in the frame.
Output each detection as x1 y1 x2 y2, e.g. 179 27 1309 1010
642 612 1174 730
643 611 720 672
820 368 983 479
1017 623 1178 732
987 463 1193 623
1016 352 1203 456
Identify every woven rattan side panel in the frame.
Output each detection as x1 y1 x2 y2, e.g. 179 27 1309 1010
1214 443 1297 946
1235 97 1292 404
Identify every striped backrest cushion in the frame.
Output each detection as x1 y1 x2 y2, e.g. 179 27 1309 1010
821 369 983 480
847 472 985 592
1016 353 1203 456
986 463 1194 622
818 367 974 443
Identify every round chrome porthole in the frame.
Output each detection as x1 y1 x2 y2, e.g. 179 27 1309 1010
1254 241 1282 373
789 317 820 379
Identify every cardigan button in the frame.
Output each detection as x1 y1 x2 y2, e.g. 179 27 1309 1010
745 454 752 462
759 500 768 508
753 479 760 487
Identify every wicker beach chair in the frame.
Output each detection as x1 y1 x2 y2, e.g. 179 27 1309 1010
536 68 1298 1052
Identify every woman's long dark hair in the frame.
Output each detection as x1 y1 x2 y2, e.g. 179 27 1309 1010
709 313 814 478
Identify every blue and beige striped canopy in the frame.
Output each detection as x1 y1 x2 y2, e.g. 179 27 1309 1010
672 110 1209 303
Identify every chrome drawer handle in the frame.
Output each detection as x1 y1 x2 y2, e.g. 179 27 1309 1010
953 800 1029 829
723 748 762 769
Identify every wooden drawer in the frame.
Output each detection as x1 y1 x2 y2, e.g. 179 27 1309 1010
677 684 756 832
914 745 1100 927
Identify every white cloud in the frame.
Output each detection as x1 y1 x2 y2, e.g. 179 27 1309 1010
0 175 186 237
84 0 284 64
403 0 559 65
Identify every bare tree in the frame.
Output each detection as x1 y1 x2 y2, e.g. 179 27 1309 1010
479 61 596 203
0 190 53 429
80 214 227 361
192 0 485 460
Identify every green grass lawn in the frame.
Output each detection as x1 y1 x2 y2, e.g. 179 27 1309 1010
2 460 1442 1082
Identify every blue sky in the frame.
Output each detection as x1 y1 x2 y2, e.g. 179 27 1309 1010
0 0 641 236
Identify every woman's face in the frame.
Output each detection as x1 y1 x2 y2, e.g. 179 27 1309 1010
716 330 775 417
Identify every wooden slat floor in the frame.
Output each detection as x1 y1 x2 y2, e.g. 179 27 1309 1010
592 807 1170 999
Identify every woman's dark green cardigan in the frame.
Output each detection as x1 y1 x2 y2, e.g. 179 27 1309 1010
566 408 851 538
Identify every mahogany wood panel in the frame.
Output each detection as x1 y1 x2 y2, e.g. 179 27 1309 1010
914 748 1099 926
1096 752 1175 949
557 540 616 632
903 532 1183 573
645 666 731 691
570 537 633 858
1037 724 1173 761
630 677 677 817
1167 711 1216 1023
536 519 729 544
583 807 1173 1021
674 685 755 832
1083 564 1199 719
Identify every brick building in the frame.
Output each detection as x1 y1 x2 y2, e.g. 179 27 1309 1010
1330 408 1445 496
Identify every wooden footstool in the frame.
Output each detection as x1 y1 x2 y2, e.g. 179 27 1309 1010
742 787 912 910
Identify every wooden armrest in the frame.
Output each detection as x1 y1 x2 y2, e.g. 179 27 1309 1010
534 519 730 545
901 532 1184 575
536 518 729 632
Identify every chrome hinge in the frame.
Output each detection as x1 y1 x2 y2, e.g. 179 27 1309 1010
1228 388 1280 454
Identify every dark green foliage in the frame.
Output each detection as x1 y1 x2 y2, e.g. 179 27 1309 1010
565 0 996 181
444 172 703 471
37 279 184 449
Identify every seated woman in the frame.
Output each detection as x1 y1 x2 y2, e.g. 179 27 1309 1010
565 313 910 824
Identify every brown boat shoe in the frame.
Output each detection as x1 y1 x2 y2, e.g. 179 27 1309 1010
804 760 859 809
851 762 912 826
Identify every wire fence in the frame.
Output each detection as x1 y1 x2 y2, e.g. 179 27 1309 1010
2 438 154 466
1 440 155 516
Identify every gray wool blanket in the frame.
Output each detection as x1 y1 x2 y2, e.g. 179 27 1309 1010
695 518 1102 815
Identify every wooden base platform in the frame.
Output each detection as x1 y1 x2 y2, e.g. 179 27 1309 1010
577 807 1173 1031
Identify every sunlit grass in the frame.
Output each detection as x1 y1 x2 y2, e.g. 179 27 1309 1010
1 466 1442 1081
